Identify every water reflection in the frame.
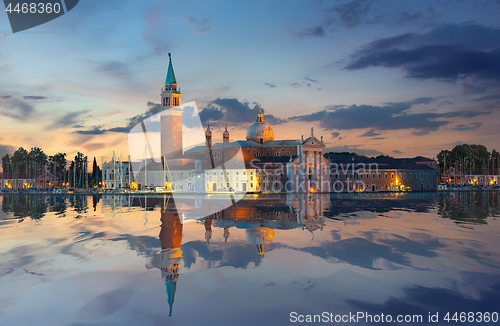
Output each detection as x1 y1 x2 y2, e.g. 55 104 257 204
1 192 500 324
438 192 500 224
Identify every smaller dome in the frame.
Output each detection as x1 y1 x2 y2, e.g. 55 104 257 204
205 124 212 136
223 125 229 137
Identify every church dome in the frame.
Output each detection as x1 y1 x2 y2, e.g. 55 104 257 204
246 109 274 143
205 124 212 136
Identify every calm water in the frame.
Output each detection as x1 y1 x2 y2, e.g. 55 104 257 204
0 192 499 325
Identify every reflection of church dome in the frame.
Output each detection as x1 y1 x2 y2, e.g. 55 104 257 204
246 227 275 256
246 109 274 143
205 124 212 136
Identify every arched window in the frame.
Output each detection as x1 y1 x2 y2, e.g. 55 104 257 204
274 152 282 156
211 152 220 158
255 152 260 157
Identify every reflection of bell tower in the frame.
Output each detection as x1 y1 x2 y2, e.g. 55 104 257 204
161 53 183 159
159 203 183 316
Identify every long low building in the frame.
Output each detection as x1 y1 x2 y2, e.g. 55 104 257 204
327 158 438 192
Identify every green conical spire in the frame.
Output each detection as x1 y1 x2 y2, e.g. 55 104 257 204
165 53 177 85
166 281 177 316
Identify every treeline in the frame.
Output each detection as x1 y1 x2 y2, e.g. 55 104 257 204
437 144 500 173
1 147 102 188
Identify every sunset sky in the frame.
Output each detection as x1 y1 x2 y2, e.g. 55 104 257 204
1 0 500 164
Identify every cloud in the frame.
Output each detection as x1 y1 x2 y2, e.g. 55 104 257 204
22 96 47 101
290 98 489 136
95 61 131 79
359 129 381 137
295 16 335 37
143 8 170 56
0 143 15 159
74 101 163 135
74 125 106 135
296 0 435 37
264 83 276 88
187 16 211 34
50 110 89 129
324 145 383 156
392 150 403 154
199 98 286 126
451 122 482 132
303 77 318 83
331 0 376 28
344 23 500 89
331 131 340 139
0 96 35 120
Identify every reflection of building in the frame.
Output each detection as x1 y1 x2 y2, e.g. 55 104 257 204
132 55 330 193
204 193 329 255
158 202 183 316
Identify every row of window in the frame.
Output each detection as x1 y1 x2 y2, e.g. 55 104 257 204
254 151 291 157
334 172 436 179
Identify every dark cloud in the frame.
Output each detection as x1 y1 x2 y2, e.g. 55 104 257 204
0 96 35 120
264 83 276 88
187 16 211 34
359 129 381 137
199 98 286 126
303 77 318 83
344 23 500 91
474 94 500 102
331 0 376 28
451 122 482 132
95 61 131 79
74 101 163 135
295 16 335 38
51 110 88 129
290 98 489 136
392 150 403 154
331 131 340 139
0 144 15 159
22 96 47 101
74 126 106 135
296 0 435 37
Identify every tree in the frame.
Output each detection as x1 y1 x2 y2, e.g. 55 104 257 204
2 154 10 173
73 152 87 188
28 147 48 176
49 152 67 185
11 147 29 174
91 157 101 187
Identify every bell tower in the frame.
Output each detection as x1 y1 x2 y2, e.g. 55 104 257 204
161 53 183 158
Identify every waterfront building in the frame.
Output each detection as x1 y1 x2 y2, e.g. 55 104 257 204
444 167 499 186
0 172 35 189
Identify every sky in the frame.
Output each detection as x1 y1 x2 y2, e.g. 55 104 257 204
1 0 500 164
